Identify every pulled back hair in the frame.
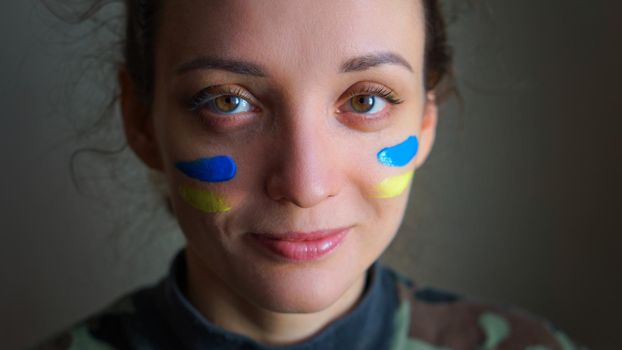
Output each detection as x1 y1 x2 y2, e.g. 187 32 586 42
123 0 453 104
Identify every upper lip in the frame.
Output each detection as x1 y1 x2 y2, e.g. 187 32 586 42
251 227 351 241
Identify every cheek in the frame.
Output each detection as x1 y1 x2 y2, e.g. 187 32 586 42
173 155 239 214
175 155 237 182
373 169 415 199
367 135 419 199
377 135 419 167
178 185 231 213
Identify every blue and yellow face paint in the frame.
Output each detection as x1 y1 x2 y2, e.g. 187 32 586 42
374 136 419 199
175 155 237 213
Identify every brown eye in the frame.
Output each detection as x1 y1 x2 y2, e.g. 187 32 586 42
347 95 387 114
350 95 375 113
213 95 242 113
189 86 256 115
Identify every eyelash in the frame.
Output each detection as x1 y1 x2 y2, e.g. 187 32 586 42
187 84 404 115
188 86 255 112
344 85 404 106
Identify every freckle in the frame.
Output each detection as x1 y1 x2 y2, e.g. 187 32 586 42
373 169 415 199
178 185 231 213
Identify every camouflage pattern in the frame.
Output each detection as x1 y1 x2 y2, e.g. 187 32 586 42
388 277 582 350
31 251 585 350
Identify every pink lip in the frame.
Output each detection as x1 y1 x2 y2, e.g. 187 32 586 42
249 227 351 262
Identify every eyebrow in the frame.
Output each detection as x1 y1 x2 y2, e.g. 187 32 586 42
175 51 412 76
176 57 267 77
340 51 413 73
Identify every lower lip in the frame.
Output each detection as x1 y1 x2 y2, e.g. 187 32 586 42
250 228 350 262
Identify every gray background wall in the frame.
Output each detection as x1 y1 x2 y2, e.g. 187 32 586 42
1 1 620 349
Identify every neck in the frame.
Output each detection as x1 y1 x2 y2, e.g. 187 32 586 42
184 250 367 346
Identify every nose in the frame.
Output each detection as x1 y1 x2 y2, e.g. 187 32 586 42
265 111 342 208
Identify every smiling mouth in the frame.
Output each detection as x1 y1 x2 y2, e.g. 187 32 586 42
248 227 351 262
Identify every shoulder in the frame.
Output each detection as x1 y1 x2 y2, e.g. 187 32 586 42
30 284 167 350
382 265 585 350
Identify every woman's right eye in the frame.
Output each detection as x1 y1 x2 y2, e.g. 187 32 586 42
206 95 253 114
189 87 257 116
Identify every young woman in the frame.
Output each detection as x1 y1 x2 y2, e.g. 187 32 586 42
36 0 580 349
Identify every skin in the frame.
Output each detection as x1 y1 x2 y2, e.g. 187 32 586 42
119 0 438 345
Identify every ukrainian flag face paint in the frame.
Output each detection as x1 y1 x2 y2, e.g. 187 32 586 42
175 155 237 213
374 136 419 199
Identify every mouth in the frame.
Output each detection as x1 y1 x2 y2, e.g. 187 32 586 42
248 227 351 262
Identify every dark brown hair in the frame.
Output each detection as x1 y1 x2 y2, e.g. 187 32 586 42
123 0 452 104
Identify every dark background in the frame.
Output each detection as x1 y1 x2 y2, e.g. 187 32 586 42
1 0 620 348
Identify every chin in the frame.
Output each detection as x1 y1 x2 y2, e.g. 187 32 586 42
260 283 345 314
234 258 363 314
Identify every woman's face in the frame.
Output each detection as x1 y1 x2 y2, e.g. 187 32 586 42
126 0 437 313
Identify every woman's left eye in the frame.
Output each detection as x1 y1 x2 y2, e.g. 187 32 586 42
345 95 387 114
339 84 403 117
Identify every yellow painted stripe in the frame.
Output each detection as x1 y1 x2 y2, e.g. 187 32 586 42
178 185 231 213
374 169 415 199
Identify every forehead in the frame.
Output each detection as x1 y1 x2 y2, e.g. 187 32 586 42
157 0 425 79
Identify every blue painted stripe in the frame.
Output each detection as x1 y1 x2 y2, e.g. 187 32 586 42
377 136 419 167
175 155 237 182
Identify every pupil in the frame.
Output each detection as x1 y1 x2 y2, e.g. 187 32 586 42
217 96 240 112
353 95 374 112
